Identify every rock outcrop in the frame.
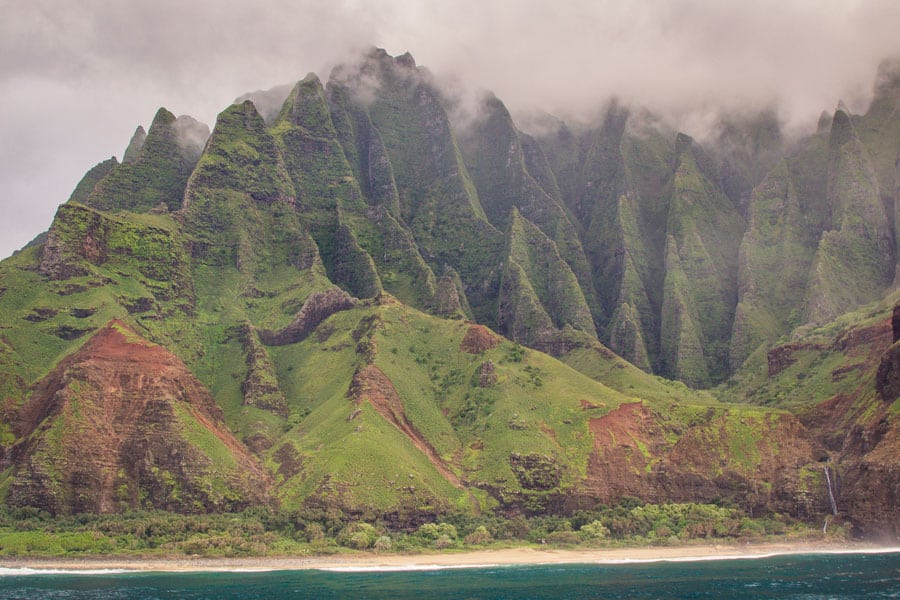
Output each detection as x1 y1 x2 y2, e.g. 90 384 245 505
258 287 358 346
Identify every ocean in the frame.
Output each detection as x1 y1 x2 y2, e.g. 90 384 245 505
0 550 897 599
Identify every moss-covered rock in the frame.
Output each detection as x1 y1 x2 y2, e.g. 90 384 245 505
275 74 439 312
459 93 600 323
805 108 894 324
39 203 192 293
330 223 383 299
331 49 503 322
238 323 288 417
659 137 744 383
122 125 147 164
730 160 818 368
87 108 208 212
498 209 595 352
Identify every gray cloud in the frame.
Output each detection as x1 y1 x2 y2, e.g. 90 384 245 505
1 0 898 258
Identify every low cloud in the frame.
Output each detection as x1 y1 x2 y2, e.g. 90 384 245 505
1 0 898 258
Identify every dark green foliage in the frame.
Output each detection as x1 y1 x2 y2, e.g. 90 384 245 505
509 453 560 490
0 501 819 557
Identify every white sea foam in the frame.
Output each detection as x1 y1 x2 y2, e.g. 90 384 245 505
320 563 503 573
316 547 900 573
582 546 900 566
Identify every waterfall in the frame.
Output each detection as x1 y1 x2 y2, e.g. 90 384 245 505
824 463 838 516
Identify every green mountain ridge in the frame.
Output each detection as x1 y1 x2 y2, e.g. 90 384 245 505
0 50 897 540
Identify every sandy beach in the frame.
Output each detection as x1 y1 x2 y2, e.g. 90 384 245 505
2 541 896 573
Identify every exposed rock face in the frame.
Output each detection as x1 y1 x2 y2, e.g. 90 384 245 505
459 324 501 354
839 418 900 539
38 203 193 304
477 360 497 387
259 287 357 346
580 403 824 517
893 304 900 343
767 343 821 377
877 342 900 403
239 324 288 416
3 321 270 515
259 287 357 345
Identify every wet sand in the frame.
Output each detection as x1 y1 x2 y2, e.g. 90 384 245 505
2 541 896 573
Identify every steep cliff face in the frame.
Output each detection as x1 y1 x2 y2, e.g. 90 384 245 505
329 50 503 323
805 108 894 324
659 138 745 385
458 94 600 323
498 209 596 352
2 321 270 514
726 295 900 538
0 49 897 534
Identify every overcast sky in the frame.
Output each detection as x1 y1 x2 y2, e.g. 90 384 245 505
1 0 898 259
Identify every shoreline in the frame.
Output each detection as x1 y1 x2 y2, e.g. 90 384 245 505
2 541 898 573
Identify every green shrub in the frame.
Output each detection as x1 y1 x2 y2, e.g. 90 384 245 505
464 525 492 545
578 520 610 541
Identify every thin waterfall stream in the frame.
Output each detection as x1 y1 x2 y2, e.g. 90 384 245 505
824 461 838 516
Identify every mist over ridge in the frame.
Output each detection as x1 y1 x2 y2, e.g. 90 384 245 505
2 0 900 259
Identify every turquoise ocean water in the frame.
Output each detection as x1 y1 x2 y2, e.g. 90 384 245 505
0 551 897 599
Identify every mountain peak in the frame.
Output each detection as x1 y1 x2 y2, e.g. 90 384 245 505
122 126 146 163
874 57 900 96
395 51 416 68
828 103 856 149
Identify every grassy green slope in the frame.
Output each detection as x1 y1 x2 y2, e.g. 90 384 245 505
261 298 677 518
